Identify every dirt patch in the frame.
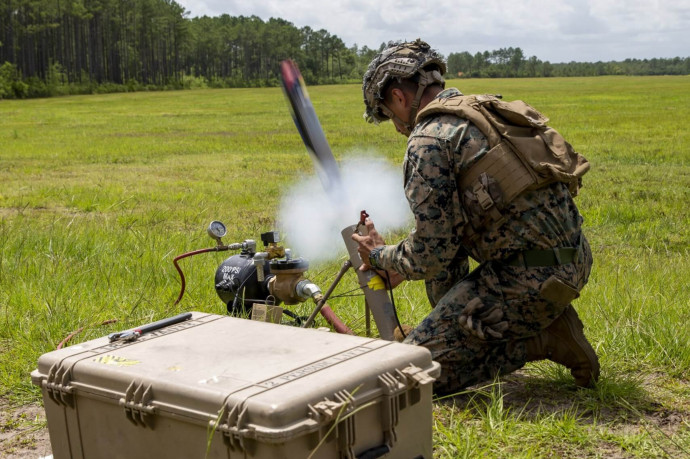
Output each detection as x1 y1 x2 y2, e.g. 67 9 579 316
0 401 51 459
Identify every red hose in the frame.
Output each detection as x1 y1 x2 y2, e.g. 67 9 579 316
173 247 224 306
57 247 354 348
320 304 354 335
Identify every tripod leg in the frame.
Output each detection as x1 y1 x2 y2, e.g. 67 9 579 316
302 260 352 328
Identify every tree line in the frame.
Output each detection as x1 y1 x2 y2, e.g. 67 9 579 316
448 47 690 78
0 0 378 98
1 0 688 99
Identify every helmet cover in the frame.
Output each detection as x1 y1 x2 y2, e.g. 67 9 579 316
362 39 446 124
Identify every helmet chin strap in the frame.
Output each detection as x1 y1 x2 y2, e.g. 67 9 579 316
406 77 428 132
379 104 413 136
395 113 414 137
397 68 445 136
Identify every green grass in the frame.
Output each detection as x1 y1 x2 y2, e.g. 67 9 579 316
1 76 689 457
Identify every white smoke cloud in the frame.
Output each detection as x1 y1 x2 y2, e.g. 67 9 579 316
278 153 412 263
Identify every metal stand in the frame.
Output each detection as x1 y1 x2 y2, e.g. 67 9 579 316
302 260 352 328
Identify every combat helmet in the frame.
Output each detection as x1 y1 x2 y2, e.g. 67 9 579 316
362 39 446 134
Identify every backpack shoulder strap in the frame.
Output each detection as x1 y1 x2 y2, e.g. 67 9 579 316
416 95 503 146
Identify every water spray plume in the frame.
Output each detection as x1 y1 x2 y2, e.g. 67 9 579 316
279 156 411 263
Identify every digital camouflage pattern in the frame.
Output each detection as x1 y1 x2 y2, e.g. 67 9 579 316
377 88 593 394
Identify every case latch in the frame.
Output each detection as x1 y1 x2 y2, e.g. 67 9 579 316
45 361 74 407
215 402 255 453
308 390 357 458
309 394 355 423
401 364 435 387
119 381 156 428
378 371 408 451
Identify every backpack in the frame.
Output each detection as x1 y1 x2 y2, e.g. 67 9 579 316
416 94 590 235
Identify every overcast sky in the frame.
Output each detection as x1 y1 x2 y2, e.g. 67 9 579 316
175 0 689 63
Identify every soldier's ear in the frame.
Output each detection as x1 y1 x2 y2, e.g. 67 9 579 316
388 88 409 110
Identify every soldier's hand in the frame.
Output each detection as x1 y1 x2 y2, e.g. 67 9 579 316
458 298 510 340
351 218 386 270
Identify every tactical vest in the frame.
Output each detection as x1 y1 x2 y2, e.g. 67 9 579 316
416 94 590 238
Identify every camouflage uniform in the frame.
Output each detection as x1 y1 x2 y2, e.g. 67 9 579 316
377 88 593 395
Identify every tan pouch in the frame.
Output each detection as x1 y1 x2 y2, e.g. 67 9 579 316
539 275 580 304
251 303 283 324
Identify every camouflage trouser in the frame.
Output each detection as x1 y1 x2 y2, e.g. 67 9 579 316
403 238 593 395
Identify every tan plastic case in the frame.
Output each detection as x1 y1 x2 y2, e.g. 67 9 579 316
31 312 440 458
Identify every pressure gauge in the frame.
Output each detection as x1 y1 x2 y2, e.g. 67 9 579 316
207 221 227 241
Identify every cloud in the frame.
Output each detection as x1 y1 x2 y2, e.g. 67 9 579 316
556 0 608 35
176 0 690 61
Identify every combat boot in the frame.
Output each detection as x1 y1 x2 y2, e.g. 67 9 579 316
525 305 600 387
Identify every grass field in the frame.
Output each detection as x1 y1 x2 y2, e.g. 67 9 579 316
1 76 689 457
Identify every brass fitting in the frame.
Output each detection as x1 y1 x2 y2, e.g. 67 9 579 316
268 268 309 305
265 243 286 260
